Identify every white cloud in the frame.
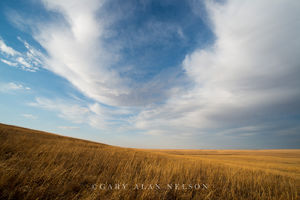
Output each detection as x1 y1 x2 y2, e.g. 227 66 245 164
8 82 24 90
26 0 130 106
0 58 17 67
0 38 43 72
0 39 20 56
11 83 24 90
132 0 300 136
29 97 90 124
16 57 31 68
57 126 80 130
0 82 31 92
29 97 133 130
22 114 37 119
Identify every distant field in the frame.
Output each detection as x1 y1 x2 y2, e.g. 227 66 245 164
146 149 300 181
0 123 299 199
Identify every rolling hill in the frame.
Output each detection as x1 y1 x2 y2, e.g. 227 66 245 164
0 123 298 199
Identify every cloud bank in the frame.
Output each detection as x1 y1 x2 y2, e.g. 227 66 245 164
133 0 300 137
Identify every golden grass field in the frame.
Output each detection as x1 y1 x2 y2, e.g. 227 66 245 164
0 123 299 200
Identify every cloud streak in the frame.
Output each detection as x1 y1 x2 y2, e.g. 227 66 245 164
0 82 31 92
0 39 20 56
28 0 131 106
0 38 43 72
29 97 134 131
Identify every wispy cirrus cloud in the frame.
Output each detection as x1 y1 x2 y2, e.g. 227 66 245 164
27 0 129 106
29 97 134 131
0 82 31 92
0 58 17 67
0 38 43 72
0 39 20 56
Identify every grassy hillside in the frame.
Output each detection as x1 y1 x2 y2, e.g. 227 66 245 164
0 123 298 200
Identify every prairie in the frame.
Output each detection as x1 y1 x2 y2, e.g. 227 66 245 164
0 123 299 199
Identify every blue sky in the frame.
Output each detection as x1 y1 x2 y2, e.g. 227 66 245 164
0 0 299 149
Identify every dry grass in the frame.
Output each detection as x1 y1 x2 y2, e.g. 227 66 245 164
0 123 298 200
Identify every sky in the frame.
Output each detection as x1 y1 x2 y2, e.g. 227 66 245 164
0 0 299 149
